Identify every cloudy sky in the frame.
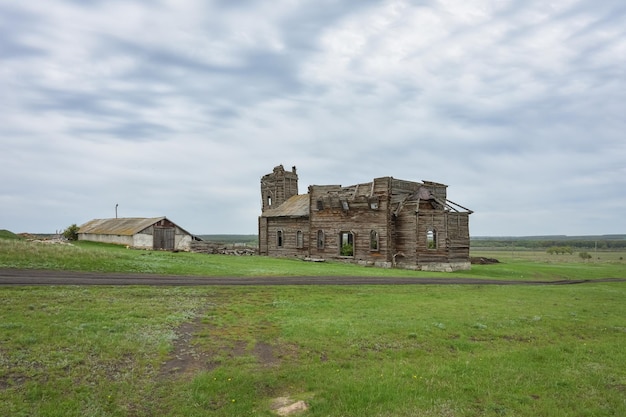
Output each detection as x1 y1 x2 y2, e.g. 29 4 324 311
1 0 625 237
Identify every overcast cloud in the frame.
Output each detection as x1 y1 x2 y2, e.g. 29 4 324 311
1 0 625 236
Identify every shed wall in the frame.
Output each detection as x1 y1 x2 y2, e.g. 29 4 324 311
78 233 133 246
175 234 193 251
133 233 154 249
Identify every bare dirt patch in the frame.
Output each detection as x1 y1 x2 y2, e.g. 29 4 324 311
254 341 280 367
158 311 288 381
158 315 211 379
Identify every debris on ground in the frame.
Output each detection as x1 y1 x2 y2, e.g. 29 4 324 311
470 257 500 264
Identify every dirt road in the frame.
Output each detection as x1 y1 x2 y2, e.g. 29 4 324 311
1 268 624 286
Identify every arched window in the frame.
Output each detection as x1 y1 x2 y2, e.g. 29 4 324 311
370 230 379 251
277 230 283 247
296 230 304 249
317 230 325 249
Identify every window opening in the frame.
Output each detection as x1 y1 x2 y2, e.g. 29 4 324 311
296 230 304 249
427 229 437 249
370 230 379 251
277 230 283 247
317 200 324 210
340 231 354 256
317 230 325 249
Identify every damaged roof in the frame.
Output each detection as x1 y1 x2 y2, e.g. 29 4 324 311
261 194 309 218
78 217 169 236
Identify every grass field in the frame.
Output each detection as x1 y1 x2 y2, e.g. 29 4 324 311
1 238 625 416
1 238 625 280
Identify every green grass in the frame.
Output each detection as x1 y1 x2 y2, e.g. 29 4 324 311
1 238 626 416
1 284 625 416
0 230 21 240
1 239 624 280
468 249 626 280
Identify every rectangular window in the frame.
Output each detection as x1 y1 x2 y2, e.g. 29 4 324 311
296 230 304 248
427 229 436 250
317 230 325 249
317 200 324 210
277 230 283 247
370 230 379 251
339 231 354 256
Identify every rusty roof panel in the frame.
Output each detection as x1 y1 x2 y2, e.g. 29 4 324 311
261 194 309 218
78 217 166 236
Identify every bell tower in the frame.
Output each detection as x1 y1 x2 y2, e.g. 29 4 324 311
260 165 299 212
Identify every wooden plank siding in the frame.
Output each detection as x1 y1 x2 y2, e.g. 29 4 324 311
258 217 268 255
446 212 470 262
308 178 391 264
262 217 309 258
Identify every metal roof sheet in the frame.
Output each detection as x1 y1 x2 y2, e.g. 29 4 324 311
78 217 167 236
261 194 309 218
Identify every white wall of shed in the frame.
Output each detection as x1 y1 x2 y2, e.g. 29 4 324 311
175 234 192 250
133 233 154 249
78 233 133 246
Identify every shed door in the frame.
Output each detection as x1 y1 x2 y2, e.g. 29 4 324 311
154 227 175 250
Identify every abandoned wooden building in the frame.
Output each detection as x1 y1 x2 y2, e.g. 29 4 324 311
78 217 195 251
258 165 472 271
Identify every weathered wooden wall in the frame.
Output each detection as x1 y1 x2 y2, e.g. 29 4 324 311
260 165 299 211
262 217 310 258
258 217 268 255
393 200 469 269
446 212 470 262
308 178 392 264
392 205 417 265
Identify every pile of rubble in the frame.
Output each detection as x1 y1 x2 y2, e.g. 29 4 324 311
19 233 74 246
189 241 256 256
470 257 500 264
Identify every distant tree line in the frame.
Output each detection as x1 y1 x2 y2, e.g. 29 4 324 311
546 246 573 255
471 239 626 250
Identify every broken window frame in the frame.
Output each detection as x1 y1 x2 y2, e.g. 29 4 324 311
339 231 354 257
370 230 379 251
317 230 325 249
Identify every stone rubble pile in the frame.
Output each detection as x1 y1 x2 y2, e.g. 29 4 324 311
189 241 256 255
